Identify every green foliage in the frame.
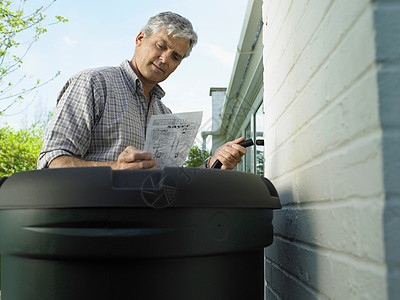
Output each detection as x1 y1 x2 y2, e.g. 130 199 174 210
183 144 210 168
256 149 264 176
0 0 68 114
0 123 44 176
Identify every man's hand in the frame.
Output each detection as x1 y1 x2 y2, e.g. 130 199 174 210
112 146 156 170
208 137 247 170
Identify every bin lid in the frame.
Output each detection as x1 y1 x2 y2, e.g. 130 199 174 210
0 167 281 209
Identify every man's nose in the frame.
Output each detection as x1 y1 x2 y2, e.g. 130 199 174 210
159 52 170 64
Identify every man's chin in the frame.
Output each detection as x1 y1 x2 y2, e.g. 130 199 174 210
142 74 167 86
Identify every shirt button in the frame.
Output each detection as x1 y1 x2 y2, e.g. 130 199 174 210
140 98 144 103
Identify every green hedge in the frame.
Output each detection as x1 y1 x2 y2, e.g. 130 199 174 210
0 125 43 177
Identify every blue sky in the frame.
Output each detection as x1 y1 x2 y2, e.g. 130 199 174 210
1 0 248 144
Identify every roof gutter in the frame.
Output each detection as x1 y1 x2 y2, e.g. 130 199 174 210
201 0 263 146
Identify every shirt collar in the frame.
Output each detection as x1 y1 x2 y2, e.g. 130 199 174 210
120 59 166 99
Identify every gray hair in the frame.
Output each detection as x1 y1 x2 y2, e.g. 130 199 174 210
143 12 198 59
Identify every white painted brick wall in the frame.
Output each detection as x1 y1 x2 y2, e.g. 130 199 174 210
263 0 387 299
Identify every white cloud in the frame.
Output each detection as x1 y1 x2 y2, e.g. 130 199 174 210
63 36 78 46
182 90 197 98
200 43 235 66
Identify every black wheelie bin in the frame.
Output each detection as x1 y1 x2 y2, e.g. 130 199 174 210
0 167 280 300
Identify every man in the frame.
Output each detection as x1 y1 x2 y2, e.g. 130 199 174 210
38 12 246 170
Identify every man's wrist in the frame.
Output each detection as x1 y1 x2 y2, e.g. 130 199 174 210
204 156 212 168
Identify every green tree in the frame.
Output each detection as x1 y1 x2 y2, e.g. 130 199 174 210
0 0 67 115
0 122 44 176
183 144 210 167
256 149 264 176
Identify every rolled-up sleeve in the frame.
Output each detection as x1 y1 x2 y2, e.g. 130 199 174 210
37 73 96 169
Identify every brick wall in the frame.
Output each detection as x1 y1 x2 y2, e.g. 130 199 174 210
262 0 388 298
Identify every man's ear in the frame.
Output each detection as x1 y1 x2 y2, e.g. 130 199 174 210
136 30 146 47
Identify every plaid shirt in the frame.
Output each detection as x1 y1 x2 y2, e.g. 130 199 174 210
37 60 171 169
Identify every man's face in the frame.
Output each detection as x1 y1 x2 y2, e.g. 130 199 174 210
132 28 190 87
